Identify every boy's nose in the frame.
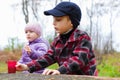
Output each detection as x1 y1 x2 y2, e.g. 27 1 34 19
53 21 56 26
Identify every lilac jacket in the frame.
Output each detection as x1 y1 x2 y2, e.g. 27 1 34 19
18 37 49 73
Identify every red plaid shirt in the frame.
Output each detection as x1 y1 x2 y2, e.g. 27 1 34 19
27 29 97 75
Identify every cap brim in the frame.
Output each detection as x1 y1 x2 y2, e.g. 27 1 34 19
44 9 66 17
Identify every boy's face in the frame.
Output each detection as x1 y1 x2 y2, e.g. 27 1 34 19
53 16 73 34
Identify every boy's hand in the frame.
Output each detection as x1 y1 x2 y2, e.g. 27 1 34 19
42 69 60 75
16 63 29 71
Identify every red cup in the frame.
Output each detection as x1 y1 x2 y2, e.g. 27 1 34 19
7 60 17 73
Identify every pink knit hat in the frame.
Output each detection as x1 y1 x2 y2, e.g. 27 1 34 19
25 22 42 36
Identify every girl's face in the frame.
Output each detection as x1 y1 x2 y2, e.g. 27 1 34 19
25 30 39 42
53 16 73 34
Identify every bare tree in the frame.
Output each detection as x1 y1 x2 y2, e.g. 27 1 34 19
86 1 104 53
86 0 120 54
108 0 120 53
100 0 120 53
22 0 29 23
31 0 39 21
22 0 41 23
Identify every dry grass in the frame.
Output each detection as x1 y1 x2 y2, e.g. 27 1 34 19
0 50 21 62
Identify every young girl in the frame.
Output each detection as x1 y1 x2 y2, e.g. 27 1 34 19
16 2 98 76
17 22 49 73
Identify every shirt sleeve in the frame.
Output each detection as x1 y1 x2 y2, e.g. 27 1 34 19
29 43 48 59
26 46 56 73
18 49 32 64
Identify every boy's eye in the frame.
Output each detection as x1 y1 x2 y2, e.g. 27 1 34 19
55 18 61 21
54 17 63 21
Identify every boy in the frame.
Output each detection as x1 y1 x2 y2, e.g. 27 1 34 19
16 2 98 75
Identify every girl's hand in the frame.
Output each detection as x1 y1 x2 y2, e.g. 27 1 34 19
42 69 60 75
16 63 29 71
24 45 31 54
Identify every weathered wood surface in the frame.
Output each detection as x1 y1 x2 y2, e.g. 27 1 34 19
0 73 120 80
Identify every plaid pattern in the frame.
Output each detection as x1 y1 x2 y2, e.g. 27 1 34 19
27 29 97 75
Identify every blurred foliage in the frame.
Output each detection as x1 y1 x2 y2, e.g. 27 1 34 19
0 62 7 72
4 37 24 52
97 53 120 77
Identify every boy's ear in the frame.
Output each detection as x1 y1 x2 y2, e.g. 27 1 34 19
69 20 73 27
71 23 73 26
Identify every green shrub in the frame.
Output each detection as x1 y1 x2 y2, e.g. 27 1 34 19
97 53 120 77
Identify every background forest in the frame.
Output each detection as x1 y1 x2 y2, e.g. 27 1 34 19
0 0 120 78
